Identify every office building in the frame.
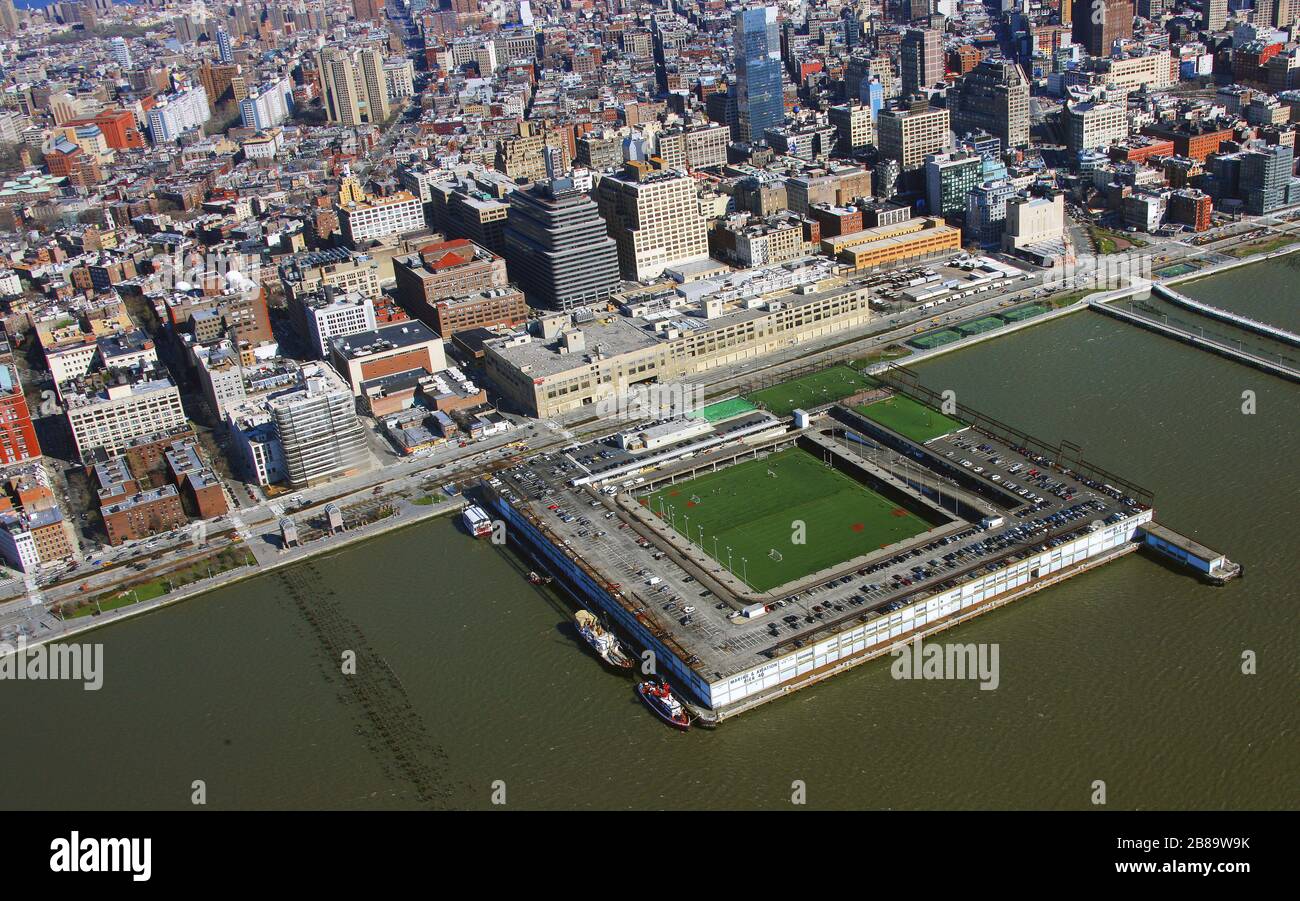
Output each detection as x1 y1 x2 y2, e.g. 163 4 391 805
64 368 188 460
950 60 1031 150
900 29 943 97
338 191 426 247
503 178 621 312
1064 101 1128 156
828 102 876 155
329 322 448 396
595 161 710 281
393 239 510 325
734 6 785 143
296 290 379 359
878 104 951 173
1071 0 1135 57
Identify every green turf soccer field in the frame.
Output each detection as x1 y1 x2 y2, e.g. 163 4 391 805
640 447 931 592
854 394 965 445
743 365 874 417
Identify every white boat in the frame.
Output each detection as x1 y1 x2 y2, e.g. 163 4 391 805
574 609 633 669
461 504 493 538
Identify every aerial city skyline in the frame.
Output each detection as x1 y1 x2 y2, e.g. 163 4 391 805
0 0 1292 836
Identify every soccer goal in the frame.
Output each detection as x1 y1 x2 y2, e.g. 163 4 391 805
768 548 783 562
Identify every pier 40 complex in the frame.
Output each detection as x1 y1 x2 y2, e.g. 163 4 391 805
484 268 871 418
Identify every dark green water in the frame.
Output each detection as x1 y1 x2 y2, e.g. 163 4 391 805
2 268 1296 811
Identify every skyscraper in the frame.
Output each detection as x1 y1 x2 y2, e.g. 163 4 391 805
110 36 132 70
1070 0 1135 57
949 60 1031 150
734 6 785 144
504 178 622 311
317 47 390 126
353 0 383 22
900 28 943 97
216 26 233 65
1203 0 1228 29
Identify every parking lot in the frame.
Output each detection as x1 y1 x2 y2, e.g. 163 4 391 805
487 413 1148 684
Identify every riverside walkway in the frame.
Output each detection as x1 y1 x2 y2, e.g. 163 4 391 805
1152 284 1300 348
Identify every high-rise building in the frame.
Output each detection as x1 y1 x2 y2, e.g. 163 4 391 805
504 178 622 312
925 151 983 219
356 48 391 123
595 160 710 281
828 102 876 155
1203 0 1229 29
240 76 294 131
878 103 951 173
0 364 39 464
1063 100 1127 155
146 87 211 143
1070 0 1134 57
950 60 1031 150
110 36 132 71
0 0 19 35
268 364 369 488
734 6 785 144
216 26 234 64
900 28 943 97
317 47 390 126
353 0 383 22
1241 144 1300 214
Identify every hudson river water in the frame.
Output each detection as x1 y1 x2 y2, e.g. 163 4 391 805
1 259 1296 810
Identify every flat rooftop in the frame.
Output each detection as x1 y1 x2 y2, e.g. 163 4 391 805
490 408 1146 685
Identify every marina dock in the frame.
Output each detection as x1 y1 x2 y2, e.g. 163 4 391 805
1088 299 1300 382
1152 285 1300 348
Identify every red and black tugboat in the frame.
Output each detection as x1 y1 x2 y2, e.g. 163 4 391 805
636 680 691 731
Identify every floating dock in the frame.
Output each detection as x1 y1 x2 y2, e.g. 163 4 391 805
1152 284 1300 348
1088 299 1300 382
1137 522 1242 585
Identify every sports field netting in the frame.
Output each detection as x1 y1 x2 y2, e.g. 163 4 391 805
1001 304 1048 322
640 447 931 592
743 365 874 417
908 329 964 350
855 394 965 444
693 397 758 422
956 316 1005 337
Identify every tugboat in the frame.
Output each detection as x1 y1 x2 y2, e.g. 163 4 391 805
636 679 691 731
575 610 633 669
528 570 553 585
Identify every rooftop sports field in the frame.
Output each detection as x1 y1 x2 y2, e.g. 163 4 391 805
640 447 931 592
854 394 965 444
744 365 874 417
693 396 758 423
